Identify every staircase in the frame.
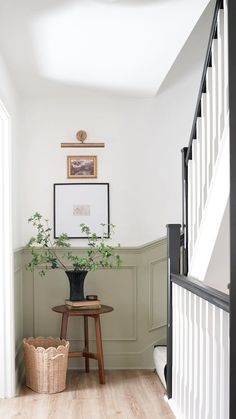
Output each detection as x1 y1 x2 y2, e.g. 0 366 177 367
165 1 230 418
184 0 229 283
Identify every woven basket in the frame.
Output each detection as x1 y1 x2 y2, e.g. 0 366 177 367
23 337 69 394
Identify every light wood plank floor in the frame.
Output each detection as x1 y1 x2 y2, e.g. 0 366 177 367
0 370 175 419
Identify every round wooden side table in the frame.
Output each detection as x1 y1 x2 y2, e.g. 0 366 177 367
52 304 113 384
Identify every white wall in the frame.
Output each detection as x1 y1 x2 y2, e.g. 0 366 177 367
21 95 178 246
0 51 22 249
0 50 24 396
21 1 214 247
19 94 188 246
204 201 230 294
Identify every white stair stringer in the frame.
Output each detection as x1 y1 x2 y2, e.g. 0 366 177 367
189 113 229 281
153 346 167 389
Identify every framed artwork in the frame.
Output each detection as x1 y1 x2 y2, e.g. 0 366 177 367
67 155 97 179
54 183 110 238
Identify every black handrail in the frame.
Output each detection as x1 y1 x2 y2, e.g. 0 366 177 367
185 0 224 163
166 222 229 400
182 147 188 275
171 273 230 312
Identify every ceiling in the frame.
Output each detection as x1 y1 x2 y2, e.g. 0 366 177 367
0 0 211 98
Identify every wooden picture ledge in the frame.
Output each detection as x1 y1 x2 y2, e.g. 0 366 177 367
61 142 105 148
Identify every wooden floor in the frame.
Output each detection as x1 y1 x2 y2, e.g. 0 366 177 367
0 370 175 419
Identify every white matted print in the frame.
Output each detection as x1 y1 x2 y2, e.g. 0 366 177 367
54 183 110 238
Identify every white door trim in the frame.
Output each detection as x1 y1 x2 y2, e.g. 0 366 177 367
0 100 15 398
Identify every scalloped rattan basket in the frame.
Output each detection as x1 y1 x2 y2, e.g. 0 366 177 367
23 337 69 394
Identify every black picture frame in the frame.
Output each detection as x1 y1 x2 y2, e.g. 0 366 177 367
54 183 110 239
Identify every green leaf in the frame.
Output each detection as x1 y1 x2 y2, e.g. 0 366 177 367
27 215 122 275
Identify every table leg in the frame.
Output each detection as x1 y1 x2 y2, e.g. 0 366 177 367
60 313 68 340
94 315 105 384
84 316 89 372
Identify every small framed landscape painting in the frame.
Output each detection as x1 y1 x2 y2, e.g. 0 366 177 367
67 155 97 179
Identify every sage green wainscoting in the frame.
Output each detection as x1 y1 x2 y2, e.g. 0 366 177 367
23 238 167 369
14 248 24 393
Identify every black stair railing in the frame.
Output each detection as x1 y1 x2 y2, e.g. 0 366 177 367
167 0 226 401
182 0 224 275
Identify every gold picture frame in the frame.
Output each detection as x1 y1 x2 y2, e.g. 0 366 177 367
67 155 97 179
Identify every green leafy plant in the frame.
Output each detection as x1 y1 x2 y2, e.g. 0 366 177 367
26 212 122 276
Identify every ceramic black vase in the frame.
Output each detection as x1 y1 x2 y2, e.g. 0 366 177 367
65 270 88 301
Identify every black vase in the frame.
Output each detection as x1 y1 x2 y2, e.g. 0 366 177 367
65 270 88 301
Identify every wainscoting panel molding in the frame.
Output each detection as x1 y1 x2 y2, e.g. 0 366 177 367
148 258 167 332
33 265 137 342
23 238 167 369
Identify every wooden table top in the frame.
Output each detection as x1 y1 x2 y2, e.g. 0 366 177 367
52 304 113 316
